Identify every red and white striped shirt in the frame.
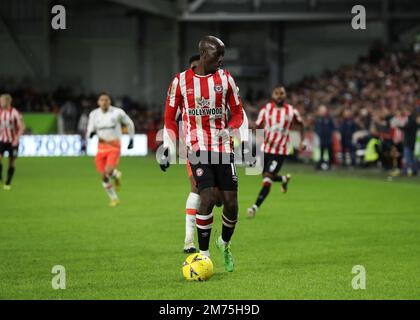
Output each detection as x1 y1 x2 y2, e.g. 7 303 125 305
164 68 244 153
256 102 302 155
0 107 22 144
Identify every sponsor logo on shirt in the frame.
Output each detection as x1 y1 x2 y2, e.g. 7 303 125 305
188 107 223 117
269 123 289 134
188 97 223 118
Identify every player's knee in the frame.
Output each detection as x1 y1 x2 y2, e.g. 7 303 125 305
191 184 199 194
8 158 16 166
199 188 215 213
105 167 113 176
262 176 273 188
224 200 238 218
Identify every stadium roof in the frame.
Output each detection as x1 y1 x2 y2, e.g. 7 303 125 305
107 0 420 21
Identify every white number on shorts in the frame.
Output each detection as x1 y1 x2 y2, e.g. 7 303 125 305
269 160 278 172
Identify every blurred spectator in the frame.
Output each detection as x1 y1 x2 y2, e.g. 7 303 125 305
315 105 335 169
60 100 78 133
339 109 358 166
78 109 89 154
389 109 406 175
399 106 420 176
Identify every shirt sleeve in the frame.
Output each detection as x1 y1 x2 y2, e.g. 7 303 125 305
238 109 249 142
119 109 135 139
164 75 182 148
292 108 303 124
226 72 243 129
256 107 266 127
86 111 95 139
13 109 25 139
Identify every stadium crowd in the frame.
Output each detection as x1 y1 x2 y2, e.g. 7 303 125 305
245 45 420 175
1 44 419 175
291 45 420 175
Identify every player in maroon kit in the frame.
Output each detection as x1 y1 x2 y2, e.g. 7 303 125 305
247 86 305 218
160 36 244 272
0 94 25 190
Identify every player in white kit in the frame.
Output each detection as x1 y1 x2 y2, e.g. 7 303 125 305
86 93 135 206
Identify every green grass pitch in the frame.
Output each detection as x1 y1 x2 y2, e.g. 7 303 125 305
0 156 419 299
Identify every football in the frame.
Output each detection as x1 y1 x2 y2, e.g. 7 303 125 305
182 253 214 281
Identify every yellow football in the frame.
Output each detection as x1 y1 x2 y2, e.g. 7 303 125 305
182 253 214 281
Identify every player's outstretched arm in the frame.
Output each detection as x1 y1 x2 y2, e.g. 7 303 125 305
161 75 181 172
255 106 266 129
86 111 96 139
13 112 25 146
293 109 306 151
226 74 244 130
120 110 135 149
217 73 244 143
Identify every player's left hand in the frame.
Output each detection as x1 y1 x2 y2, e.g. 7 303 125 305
216 128 232 144
12 139 19 147
127 139 134 149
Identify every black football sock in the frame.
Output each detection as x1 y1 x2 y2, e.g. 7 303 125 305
255 179 272 208
6 166 15 185
272 175 286 182
221 212 238 243
0 163 3 180
196 212 213 252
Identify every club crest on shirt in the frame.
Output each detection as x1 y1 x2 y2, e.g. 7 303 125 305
196 168 204 177
214 85 223 93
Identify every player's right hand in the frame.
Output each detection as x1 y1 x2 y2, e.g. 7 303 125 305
216 128 232 144
159 148 170 172
12 138 19 147
299 141 307 152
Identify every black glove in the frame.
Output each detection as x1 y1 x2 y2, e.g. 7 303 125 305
127 139 134 149
159 147 170 172
242 141 256 167
89 131 96 139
